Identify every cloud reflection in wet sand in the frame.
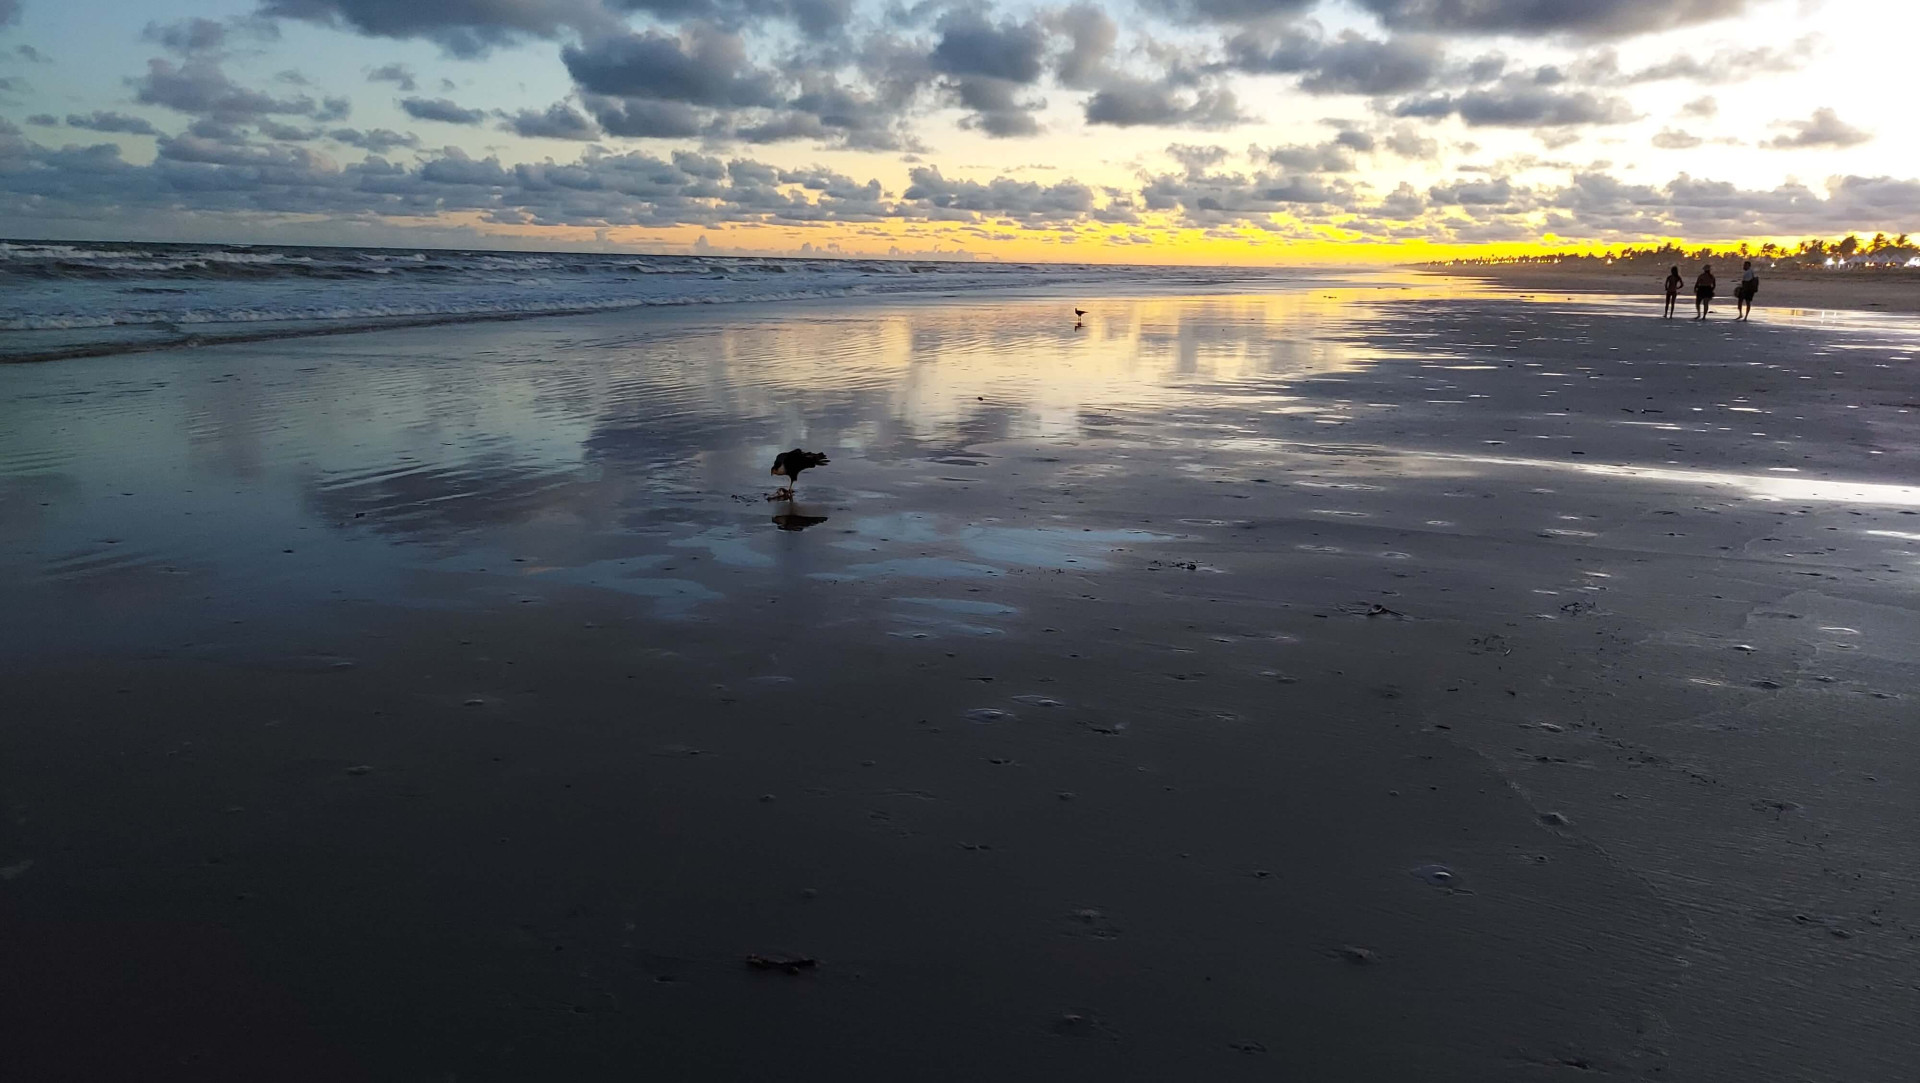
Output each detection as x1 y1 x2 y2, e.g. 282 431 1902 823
4 277 1919 633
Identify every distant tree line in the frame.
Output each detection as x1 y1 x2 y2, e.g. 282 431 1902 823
1429 232 1919 269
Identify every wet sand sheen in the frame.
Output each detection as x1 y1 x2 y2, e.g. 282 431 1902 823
1 279 1916 1080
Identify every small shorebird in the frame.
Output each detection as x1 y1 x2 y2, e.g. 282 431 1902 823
1073 308 1087 319
769 448 829 500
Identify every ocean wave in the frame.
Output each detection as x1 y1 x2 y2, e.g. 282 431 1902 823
0 238 1335 362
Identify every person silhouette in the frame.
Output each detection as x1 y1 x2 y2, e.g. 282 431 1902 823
1735 260 1759 321
1693 264 1716 320
1663 265 1683 319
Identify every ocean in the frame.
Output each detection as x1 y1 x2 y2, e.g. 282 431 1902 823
0 239 1320 363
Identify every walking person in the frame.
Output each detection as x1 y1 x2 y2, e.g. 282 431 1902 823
1663 265 1683 318
1694 264 1716 320
1735 260 1759 321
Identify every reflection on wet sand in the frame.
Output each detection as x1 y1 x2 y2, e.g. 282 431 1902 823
3 276 1919 1080
772 510 830 532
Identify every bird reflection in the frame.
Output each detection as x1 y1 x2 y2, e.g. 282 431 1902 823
772 510 830 532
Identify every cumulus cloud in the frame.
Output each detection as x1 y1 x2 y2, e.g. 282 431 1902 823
929 11 1051 137
66 111 161 136
329 127 420 152
133 57 341 121
1353 0 1749 39
1681 95 1717 118
1144 0 1316 27
1050 4 1117 89
143 17 238 55
1652 127 1700 149
258 0 613 58
1261 140 1357 173
1395 78 1637 128
1084 79 1245 130
579 94 703 138
259 0 852 57
1766 107 1870 149
564 29 916 150
1614 35 1819 84
502 102 601 140
1428 176 1527 207
901 165 1094 219
563 27 779 109
400 96 488 124
366 62 417 92
1134 152 1376 230
1227 28 1443 97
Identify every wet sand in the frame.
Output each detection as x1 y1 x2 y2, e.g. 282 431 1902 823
2 278 1917 1080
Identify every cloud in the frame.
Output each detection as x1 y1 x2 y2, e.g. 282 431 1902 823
258 0 852 57
1617 36 1819 83
1766 107 1870 149
1167 143 1229 173
366 62 417 92
329 127 420 152
1396 79 1637 127
580 94 703 138
1227 29 1443 97
1428 176 1526 207
931 11 1047 84
1050 4 1117 89
141 14 281 58
1261 140 1357 173
930 12 1050 137
1085 78 1246 129
1651 127 1700 149
132 57 330 120
900 165 1095 220
1680 95 1716 118
1144 0 1316 27
1136 155 1367 229
948 75 1043 137
563 27 779 109
501 102 601 140
66 111 161 136
25 114 57 126
564 29 916 149
1353 0 1749 39
1382 123 1439 158
0 0 18 26
258 119 319 140
257 0 613 59
400 96 488 124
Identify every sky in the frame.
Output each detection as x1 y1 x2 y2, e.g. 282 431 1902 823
0 0 1913 261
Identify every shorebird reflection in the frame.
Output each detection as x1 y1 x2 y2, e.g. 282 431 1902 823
772 510 830 532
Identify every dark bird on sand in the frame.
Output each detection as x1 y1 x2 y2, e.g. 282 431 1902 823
1073 308 1087 318
770 448 829 500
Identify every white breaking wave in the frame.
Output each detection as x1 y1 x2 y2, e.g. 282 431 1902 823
0 238 1330 361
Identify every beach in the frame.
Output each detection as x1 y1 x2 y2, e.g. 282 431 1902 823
2 272 1917 1080
1426 260 1920 316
